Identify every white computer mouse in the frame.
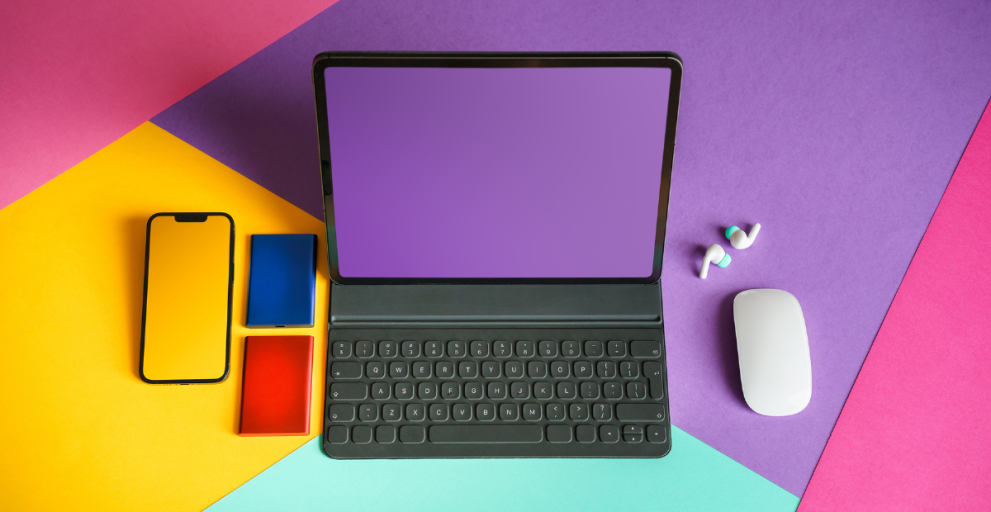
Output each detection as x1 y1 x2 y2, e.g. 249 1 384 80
733 289 811 416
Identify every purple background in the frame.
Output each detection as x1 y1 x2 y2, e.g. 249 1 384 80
325 66 670 278
152 0 991 496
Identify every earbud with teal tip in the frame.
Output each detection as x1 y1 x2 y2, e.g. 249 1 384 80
700 244 731 279
725 223 761 250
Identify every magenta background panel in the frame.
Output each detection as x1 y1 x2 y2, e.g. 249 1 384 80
798 103 991 512
0 0 339 211
151 0 991 495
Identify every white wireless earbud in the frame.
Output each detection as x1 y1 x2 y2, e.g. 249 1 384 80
699 244 731 279
725 223 761 250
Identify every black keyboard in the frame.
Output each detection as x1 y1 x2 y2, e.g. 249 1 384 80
322 328 670 458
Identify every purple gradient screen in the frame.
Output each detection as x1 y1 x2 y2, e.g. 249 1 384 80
325 66 671 278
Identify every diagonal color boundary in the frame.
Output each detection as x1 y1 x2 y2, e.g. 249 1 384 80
0 0 340 212
207 428 799 512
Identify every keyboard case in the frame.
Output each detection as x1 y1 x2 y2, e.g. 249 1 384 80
314 52 681 459
322 283 671 458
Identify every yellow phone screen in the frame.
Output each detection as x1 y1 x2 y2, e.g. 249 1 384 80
140 213 233 383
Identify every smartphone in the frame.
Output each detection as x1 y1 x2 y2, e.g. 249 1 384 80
139 213 234 384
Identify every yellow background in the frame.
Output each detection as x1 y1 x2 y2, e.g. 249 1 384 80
0 123 328 511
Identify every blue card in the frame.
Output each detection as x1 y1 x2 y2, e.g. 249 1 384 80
246 234 317 328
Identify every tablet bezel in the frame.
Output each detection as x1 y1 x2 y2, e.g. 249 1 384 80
312 52 682 285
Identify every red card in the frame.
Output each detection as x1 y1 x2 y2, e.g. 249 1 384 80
239 336 313 436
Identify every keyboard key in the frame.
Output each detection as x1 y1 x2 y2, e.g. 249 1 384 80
626 382 646 399
429 403 449 421
328 404 355 422
569 403 589 421
631 340 661 358
620 361 639 379
406 403 425 422
623 425 643 443
482 361 501 378
424 340 444 358
412 362 431 379
603 382 623 399
592 403 612 421
447 340 466 358
453 403 472 421
353 425 372 444
527 361 547 379
487 381 507 399
647 425 667 444
401 340 421 358
371 382 391 399
459 361 478 378
400 425 425 444
395 382 414 400
378 340 397 358
429 425 541 444
442 382 460 399
515 340 535 358
546 425 572 443
617 404 666 422
418 382 438 400
561 340 581 358
576 425 596 443
580 381 600 399
355 340 374 358
330 383 367 401
376 425 396 444
505 361 524 379
584 340 603 358
574 361 593 379
557 382 577 400
510 381 529 399
331 362 361 379
522 403 542 421
607 340 627 357
326 426 348 444
550 361 570 379
500 403 520 421
533 382 553 399
493 340 512 357
599 425 620 443
643 362 665 399
476 403 496 421
366 362 385 379
332 341 352 358
538 340 558 357
382 404 402 421
389 361 409 379
464 382 484 400
470 340 490 357
546 403 565 421
436 361 454 379
596 361 617 379
359 404 378 422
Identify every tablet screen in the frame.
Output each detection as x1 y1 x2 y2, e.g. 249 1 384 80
324 65 671 279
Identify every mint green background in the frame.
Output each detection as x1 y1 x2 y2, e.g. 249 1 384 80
207 427 799 511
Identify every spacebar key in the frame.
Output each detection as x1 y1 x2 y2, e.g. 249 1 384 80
429 425 542 444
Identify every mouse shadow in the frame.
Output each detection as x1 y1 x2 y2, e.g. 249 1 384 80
718 291 748 405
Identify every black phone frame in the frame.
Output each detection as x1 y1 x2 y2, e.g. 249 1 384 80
312 52 682 285
138 212 235 384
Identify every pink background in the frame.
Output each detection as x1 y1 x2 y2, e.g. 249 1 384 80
0 0 339 211
799 103 991 510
